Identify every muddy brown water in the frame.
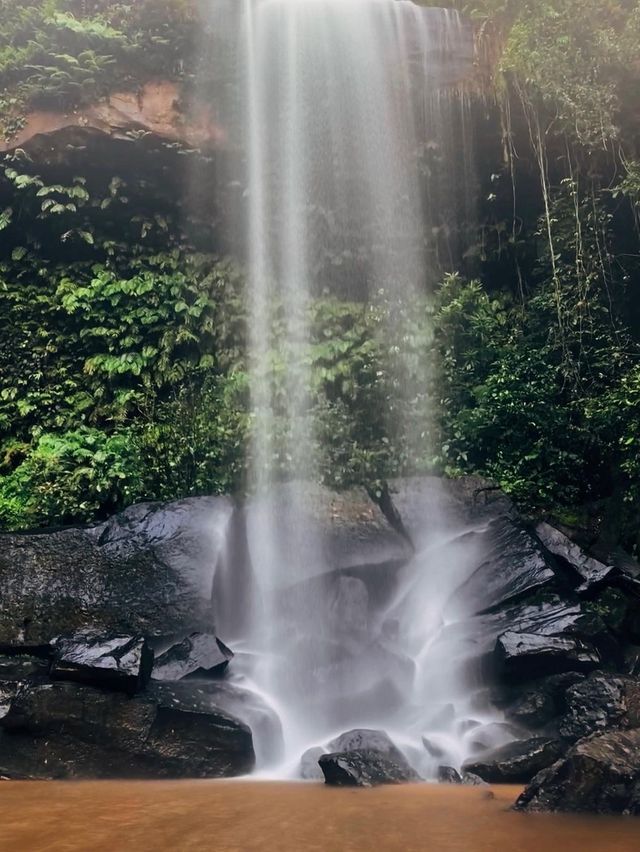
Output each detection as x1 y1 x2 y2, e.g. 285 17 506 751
0 781 637 852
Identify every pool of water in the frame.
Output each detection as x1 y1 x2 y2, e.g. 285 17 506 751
1 781 638 851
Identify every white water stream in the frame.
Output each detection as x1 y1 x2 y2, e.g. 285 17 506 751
204 0 503 778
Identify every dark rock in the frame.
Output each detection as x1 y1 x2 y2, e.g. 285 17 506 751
51 630 153 694
474 595 614 661
147 680 284 767
624 645 640 676
535 522 616 593
516 729 640 814
0 679 254 779
438 765 462 783
0 684 17 720
501 672 586 728
0 497 234 645
319 749 420 787
463 737 564 783
326 728 406 764
0 655 49 682
495 631 601 680
454 519 557 616
151 633 233 681
559 672 640 741
559 673 626 741
300 747 325 780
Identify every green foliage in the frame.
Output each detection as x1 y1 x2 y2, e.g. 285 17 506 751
0 428 143 528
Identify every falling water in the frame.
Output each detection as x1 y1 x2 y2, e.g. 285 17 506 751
202 0 501 777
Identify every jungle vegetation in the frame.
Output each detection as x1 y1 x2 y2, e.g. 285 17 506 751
0 0 638 554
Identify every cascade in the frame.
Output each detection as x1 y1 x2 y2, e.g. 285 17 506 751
205 0 500 778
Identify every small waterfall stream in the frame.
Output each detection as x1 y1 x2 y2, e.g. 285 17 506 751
204 0 500 778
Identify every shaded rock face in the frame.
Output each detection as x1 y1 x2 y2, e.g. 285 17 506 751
151 633 233 681
495 632 601 680
455 519 556 616
535 522 616 593
51 630 154 695
498 672 586 729
516 729 640 814
148 680 284 768
0 680 254 780
0 497 234 645
463 737 563 784
319 750 420 787
558 673 640 741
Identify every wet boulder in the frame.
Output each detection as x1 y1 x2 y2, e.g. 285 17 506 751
0 679 255 779
454 519 557 616
535 522 616 593
51 630 153 694
499 672 586 729
495 631 601 680
0 497 234 645
326 728 407 764
516 729 640 814
463 737 564 784
558 672 640 741
319 750 420 787
151 633 233 681
148 680 284 767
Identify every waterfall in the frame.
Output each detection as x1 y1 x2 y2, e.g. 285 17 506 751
202 0 496 778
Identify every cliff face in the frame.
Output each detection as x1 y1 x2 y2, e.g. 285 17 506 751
0 81 227 159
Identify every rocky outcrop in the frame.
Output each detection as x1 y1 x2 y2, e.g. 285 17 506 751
463 737 563 783
558 672 640 741
0 497 234 645
51 629 154 694
0 82 227 158
516 729 640 814
498 672 585 729
1 478 639 795
0 679 254 780
536 522 616 593
495 631 602 680
319 750 420 787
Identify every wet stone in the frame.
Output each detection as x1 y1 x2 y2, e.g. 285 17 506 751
151 633 233 681
319 750 420 787
463 737 564 784
51 629 154 694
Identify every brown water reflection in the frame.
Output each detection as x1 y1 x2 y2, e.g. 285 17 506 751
0 781 637 852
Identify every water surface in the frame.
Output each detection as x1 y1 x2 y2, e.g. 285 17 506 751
0 781 637 851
